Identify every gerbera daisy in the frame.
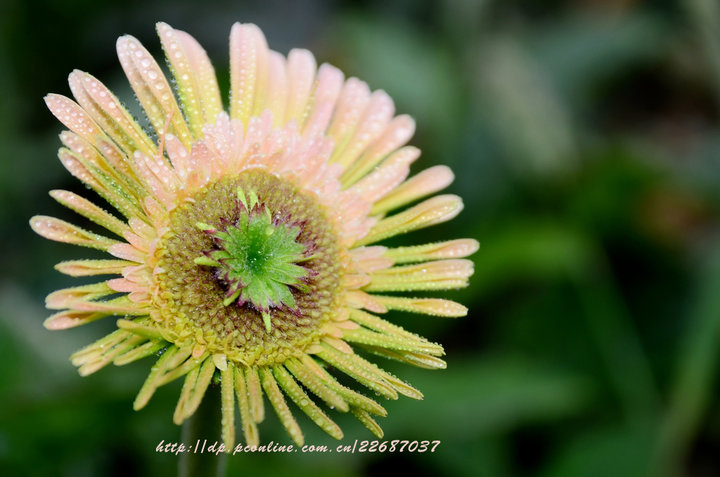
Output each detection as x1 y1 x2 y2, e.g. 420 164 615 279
31 22 477 448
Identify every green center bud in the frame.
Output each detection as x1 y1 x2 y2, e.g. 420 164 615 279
194 187 312 332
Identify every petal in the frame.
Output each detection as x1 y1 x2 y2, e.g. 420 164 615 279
284 358 348 412
366 259 474 292
157 22 223 136
54 259 131 277
30 215 119 250
264 51 288 126
302 63 344 136
284 49 316 124
373 296 468 317
341 114 416 186
260 367 304 446
68 70 157 157
234 367 260 447
108 243 145 262
114 340 166 366
331 90 395 170
59 130 144 200
116 35 193 147
357 194 464 246
371 165 455 215
134 347 184 410
220 365 236 449
344 290 387 313
348 146 419 204
229 23 269 126
50 190 129 237
45 282 114 309
352 408 384 438
44 93 105 145
245 367 265 423
385 238 479 263
44 310 106 330
57 139 143 218
326 78 371 160
273 366 343 439
367 348 447 370
173 357 215 424
316 343 398 399
350 246 394 273
342 327 443 355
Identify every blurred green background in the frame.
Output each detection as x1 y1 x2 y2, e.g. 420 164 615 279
2 0 720 475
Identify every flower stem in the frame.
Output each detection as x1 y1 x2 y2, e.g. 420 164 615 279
178 383 227 477
575 246 659 420
652 246 720 477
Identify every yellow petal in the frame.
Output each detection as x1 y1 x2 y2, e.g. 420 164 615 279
373 295 468 317
55 259 130 277
371 165 455 215
50 190 129 237
157 22 223 136
358 194 463 246
384 238 479 264
260 368 304 446
116 35 193 147
30 215 119 250
366 259 474 292
68 70 156 156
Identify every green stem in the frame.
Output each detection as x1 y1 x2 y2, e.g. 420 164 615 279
652 5 720 473
653 247 720 477
574 247 659 421
178 384 227 477
685 0 720 109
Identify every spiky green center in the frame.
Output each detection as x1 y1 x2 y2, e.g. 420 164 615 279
151 170 343 366
194 188 313 332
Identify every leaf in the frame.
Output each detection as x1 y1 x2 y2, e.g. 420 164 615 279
380 354 595 438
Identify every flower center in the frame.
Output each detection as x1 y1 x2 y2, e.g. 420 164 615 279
194 188 313 332
150 169 344 366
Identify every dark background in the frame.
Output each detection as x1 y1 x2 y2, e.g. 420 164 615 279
2 0 720 476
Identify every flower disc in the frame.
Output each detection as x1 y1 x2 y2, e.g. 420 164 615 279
153 169 342 366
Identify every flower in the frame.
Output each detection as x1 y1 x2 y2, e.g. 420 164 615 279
31 22 478 448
